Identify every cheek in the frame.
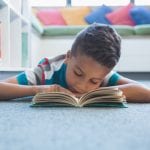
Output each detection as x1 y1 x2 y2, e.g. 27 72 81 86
65 69 76 86
88 84 100 91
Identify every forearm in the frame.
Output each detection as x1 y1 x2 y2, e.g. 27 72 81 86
116 83 150 102
0 82 36 100
0 83 74 100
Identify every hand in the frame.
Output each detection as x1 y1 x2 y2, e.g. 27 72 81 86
33 84 74 96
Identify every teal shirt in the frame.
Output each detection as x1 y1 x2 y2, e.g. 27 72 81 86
17 56 121 87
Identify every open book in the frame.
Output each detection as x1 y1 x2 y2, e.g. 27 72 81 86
31 87 127 108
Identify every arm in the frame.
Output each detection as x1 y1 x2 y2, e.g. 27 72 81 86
0 82 74 100
115 76 150 102
1 57 74 100
0 82 36 100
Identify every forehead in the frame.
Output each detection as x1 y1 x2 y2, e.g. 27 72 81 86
70 54 111 79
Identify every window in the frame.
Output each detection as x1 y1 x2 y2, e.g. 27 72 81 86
30 0 66 6
71 0 130 6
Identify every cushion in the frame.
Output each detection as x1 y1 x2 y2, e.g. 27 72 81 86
32 8 39 15
135 24 150 35
36 9 66 25
60 7 91 25
85 5 112 24
106 3 135 26
113 25 135 36
130 7 150 25
43 25 87 36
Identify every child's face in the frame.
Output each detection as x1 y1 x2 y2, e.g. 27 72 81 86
65 51 111 94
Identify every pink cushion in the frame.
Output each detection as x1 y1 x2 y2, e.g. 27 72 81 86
36 9 66 25
106 3 135 26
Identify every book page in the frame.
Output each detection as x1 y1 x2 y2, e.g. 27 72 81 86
31 87 127 108
79 87 122 104
80 95 126 107
32 92 79 106
77 87 127 107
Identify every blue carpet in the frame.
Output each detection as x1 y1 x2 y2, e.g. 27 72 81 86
0 101 150 150
0 72 150 150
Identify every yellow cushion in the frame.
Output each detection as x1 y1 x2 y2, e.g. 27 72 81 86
60 7 91 25
32 8 39 14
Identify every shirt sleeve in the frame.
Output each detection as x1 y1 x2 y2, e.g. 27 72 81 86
102 71 121 87
16 58 50 85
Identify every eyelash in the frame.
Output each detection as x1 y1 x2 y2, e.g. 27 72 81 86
74 71 99 84
74 71 82 76
91 81 99 84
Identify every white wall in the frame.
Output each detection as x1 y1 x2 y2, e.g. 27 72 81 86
31 33 150 72
114 37 150 72
31 33 74 66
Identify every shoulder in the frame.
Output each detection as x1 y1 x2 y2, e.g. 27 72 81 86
102 71 136 87
102 71 121 86
35 54 66 81
36 54 66 75
16 54 66 85
38 54 66 69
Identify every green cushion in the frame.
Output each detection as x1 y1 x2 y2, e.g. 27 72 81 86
135 24 150 35
42 25 87 36
41 25 135 37
113 25 135 36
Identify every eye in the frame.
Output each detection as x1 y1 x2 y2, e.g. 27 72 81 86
74 70 82 76
91 80 100 85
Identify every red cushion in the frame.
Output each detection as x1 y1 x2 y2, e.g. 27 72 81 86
36 9 66 25
106 3 135 26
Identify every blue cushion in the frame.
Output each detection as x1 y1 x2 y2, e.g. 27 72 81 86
130 7 150 25
85 5 112 24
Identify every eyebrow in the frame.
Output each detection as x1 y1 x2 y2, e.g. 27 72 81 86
75 65 103 80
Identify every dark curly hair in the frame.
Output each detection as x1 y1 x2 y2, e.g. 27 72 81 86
71 23 121 69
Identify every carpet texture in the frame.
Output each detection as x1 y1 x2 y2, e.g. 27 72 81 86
0 101 150 150
0 72 150 150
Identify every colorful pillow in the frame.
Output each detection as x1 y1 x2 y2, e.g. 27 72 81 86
85 5 112 24
60 7 91 25
130 7 150 25
106 3 135 26
36 9 66 26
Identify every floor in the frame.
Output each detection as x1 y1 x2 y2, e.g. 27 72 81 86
0 72 150 150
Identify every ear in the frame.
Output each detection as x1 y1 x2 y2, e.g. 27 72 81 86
64 50 72 63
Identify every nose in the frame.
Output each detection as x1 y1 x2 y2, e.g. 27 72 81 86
76 82 89 93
